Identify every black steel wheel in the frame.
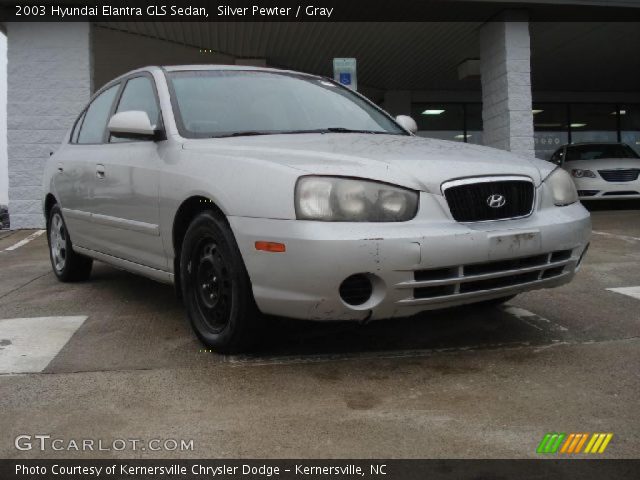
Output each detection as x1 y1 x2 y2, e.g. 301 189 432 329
180 211 262 353
193 237 233 333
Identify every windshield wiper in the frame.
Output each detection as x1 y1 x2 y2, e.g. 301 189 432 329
323 127 392 134
212 128 400 138
212 131 281 138
280 127 399 135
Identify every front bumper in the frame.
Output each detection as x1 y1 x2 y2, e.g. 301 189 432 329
574 177 640 200
229 195 591 321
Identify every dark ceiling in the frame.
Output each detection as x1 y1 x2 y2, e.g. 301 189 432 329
97 21 640 93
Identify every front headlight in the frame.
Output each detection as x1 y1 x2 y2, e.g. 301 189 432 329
571 169 596 178
295 176 419 221
545 168 579 206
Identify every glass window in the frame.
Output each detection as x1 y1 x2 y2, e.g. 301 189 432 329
570 104 617 144
70 111 85 144
111 76 160 142
77 84 119 144
565 143 639 161
411 103 464 142
168 71 404 138
116 77 159 124
533 103 568 160
620 105 640 156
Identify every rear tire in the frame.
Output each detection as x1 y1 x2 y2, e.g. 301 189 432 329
180 211 262 353
47 204 93 282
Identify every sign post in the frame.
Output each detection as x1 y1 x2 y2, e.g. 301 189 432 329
333 58 357 91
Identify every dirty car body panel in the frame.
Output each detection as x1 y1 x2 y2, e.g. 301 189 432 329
44 65 591 328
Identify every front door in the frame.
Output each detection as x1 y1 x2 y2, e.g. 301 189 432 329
88 74 166 271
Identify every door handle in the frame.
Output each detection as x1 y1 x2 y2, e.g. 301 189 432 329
57 163 64 173
96 164 105 179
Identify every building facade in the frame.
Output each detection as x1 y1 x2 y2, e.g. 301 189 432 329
2 3 640 228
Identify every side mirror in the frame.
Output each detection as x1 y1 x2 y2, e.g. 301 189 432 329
108 111 160 140
395 115 418 134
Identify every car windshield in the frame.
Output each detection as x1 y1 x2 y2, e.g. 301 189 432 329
565 144 640 161
167 70 406 138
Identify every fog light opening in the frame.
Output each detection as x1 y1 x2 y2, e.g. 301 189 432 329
339 274 374 306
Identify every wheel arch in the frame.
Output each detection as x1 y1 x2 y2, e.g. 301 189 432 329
44 193 58 226
171 195 229 297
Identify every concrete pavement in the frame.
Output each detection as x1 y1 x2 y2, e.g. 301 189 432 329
0 205 639 458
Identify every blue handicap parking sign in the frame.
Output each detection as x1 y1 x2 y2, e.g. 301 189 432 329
339 72 352 85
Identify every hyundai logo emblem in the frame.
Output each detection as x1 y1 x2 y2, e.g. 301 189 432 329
487 194 506 208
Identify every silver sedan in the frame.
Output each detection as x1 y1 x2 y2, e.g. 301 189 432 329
43 65 591 352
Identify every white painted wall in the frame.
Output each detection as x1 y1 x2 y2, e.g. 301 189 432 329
0 33 7 205
7 22 92 229
480 12 535 158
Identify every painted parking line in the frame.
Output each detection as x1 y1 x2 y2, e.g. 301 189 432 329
1 230 45 252
592 230 640 243
502 305 568 332
0 316 87 374
607 286 640 301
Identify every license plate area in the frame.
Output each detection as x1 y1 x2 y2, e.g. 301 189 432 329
487 230 542 260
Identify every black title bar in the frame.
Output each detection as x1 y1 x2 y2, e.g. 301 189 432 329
2 459 640 480
1 0 640 22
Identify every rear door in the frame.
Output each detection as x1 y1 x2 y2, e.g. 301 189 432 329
55 83 121 249
88 73 167 270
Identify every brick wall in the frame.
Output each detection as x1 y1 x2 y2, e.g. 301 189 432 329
480 13 535 158
7 22 91 229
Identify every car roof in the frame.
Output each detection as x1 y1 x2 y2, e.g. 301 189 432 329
123 64 319 78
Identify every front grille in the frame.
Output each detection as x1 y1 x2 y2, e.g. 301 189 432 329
598 169 640 182
443 178 534 222
577 190 599 197
464 254 548 276
603 191 639 196
402 250 573 303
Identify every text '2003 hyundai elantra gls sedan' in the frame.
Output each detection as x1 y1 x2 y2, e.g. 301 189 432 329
43 65 591 352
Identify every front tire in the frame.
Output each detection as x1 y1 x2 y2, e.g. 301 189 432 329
47 204 93 282
180 211 262 353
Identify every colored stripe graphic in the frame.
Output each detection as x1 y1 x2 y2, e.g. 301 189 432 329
537 433 566 454
537 433 553 454
585 433 614 454
542 433 614 454
559 433 589 454
560 434 575 453
574 433 589 453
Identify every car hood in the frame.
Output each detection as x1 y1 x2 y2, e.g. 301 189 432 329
182 134 552 193
564 158 640 171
